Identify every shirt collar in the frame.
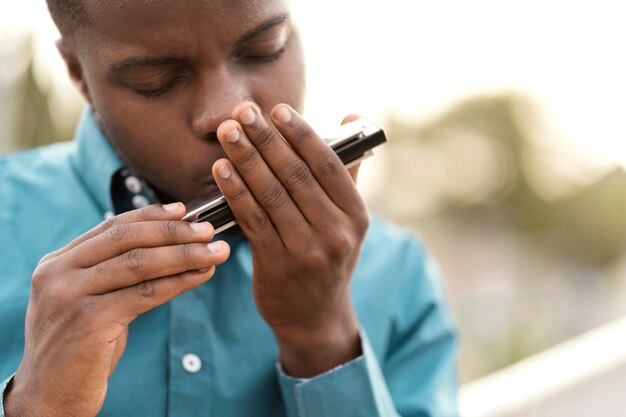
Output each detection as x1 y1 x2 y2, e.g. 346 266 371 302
68 108 246 247
70 108 125 215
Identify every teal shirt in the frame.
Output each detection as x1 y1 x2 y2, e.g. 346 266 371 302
0 111 458 417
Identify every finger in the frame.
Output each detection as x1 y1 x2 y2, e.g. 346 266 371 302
341 115 362 183
270 104 364 214
215 117 309 238
67 220 215 268
347 163 360 184
103 267 221 324
341 114 361 125
212 158 283 249
229 103 339 224
86 240 229 295
39 203 186 265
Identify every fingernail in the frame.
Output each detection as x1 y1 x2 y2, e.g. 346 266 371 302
239 106 256 125
207 241 222 253
190 222 211 234
217 163 232 179
163 202 181 212
198 268 211 273
225 128 240 143
273 106 292 124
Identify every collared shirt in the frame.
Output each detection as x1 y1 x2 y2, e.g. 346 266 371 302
0 110 458 417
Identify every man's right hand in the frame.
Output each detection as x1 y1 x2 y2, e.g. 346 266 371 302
3 203 229 417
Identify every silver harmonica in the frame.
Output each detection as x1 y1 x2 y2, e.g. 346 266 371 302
182 118 387 234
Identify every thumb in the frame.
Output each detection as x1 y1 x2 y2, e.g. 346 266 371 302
109 328 129 379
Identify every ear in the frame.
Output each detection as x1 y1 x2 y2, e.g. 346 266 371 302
56 38 94 108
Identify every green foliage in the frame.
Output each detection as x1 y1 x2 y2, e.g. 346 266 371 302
380 94 626 267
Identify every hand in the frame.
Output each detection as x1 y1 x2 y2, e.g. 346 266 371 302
4 204 229 417
212 103 369 377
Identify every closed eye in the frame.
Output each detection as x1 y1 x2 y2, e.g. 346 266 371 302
132 75 186 98
240 47 286 63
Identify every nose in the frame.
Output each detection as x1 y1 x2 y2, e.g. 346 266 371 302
190 66 253 140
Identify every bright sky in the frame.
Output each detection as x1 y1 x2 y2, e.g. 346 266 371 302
2 0 626 194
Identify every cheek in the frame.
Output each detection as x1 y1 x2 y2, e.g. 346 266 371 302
91 93 184 182
283 39 307 112
251 37 307 113
89 79 188 170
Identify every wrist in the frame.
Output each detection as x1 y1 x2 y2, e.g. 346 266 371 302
275 304 362 378
4 377 56 417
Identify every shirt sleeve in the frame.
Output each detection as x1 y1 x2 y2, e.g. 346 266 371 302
1 374 15 417
277 330 398 417
276 236 459 417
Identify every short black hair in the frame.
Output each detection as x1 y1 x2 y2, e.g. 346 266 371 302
46 0 90 38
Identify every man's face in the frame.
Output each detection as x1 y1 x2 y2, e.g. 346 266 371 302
70 0 305 203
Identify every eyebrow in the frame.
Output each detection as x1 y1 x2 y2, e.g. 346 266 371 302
110 13 290 71
239 13 289 44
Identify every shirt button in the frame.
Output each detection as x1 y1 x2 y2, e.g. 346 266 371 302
182 353 202 373
125 176 142 194
103 211 115 220
132 195 150 209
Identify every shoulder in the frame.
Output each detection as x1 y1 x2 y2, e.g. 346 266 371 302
1 142 80 209
354 216 457 359
1 141 76 184
364 216 427 253
360 215 434 283
0 142 91 274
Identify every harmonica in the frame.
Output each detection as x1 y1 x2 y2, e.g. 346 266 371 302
182 118 387 234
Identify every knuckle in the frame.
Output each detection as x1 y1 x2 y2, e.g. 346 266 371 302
33 269 73 305
252 127 276 151
107 223 130 243
135 280 157 299
159 220 180 238
316 153 341 177
178 243 194 261
282 162 311 189
303 248 326 269
258 184 287 209
291 124 313 144
95 216 117 236
260 238 271 249
327 230 353 259
242 208 268 233
94 261 107 275
229 184 251 202
354 209 371 233
234 147 259 168
38 251 56 266
124 248 146 272
31 264 53 294
137 204 158 220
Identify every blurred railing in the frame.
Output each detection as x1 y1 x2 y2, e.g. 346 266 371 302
460 316 626 417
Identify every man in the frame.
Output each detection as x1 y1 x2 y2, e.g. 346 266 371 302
0 1 458 416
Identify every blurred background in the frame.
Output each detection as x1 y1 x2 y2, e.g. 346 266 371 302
2 1 625 415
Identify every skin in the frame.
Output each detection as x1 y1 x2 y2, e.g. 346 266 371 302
5 1 369 416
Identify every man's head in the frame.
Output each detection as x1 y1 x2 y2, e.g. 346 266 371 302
48 0 306 203
47 0 90 41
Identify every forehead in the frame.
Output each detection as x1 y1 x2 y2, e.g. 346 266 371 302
80 0 290 55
